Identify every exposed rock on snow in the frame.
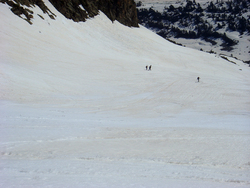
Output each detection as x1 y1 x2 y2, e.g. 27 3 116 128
136 0 250 62
1 0 139 27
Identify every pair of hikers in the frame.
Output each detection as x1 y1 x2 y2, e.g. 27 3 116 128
146 65 152 71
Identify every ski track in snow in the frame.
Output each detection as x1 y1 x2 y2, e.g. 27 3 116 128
0 1 250 187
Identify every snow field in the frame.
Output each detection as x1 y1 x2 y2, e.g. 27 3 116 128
0 1 250 187
1 104 250 187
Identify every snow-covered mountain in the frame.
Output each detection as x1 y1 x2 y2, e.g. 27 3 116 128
1 1 250 187
136 0 250 63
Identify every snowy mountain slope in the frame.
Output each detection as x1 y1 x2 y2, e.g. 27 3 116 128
136 0 250 63
1 2 249 115
1 1 250 187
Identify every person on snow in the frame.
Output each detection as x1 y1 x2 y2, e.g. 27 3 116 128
149 65 152 71
197 77 200 82
146 65 148 70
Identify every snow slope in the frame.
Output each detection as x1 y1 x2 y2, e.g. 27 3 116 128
1 1 250 187
136 0 250 62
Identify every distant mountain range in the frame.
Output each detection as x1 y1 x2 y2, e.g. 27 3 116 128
136 0 250 63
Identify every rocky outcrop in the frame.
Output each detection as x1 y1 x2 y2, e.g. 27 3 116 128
1 0 138 27
99 0 139 27
1 0 55 24
48 0 138 27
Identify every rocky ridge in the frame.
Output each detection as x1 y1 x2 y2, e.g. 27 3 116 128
0 0 138 27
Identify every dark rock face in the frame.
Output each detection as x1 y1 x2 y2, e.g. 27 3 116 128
99 0 139 27
1 0 55 24
48 0 88 22
48 0 138 27
1 0 138 27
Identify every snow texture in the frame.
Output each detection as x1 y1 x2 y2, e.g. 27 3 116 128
0 1 250 187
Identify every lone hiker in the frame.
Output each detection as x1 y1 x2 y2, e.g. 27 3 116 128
197 77 200 82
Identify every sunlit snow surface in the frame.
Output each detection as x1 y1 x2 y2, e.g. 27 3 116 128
0 1 250 187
